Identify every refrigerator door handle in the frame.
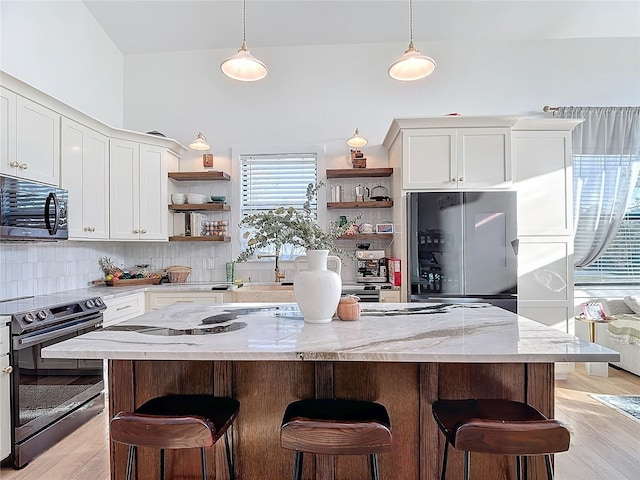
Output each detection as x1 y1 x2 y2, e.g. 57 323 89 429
510 238 519 256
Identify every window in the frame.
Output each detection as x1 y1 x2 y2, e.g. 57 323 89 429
239 153 318 259
574 155 640 284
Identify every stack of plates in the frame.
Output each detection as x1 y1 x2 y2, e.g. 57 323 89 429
187 193 207 204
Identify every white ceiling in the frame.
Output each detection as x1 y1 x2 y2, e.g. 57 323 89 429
82 0 640 55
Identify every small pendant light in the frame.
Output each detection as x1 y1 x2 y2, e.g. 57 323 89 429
388 0 436 81
346 129 368 148
221 0 267 82
189 132 210 150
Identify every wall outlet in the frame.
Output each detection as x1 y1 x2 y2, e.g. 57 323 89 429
206 258 215 269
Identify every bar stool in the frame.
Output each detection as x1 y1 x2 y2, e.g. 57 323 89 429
110 394 239 480
432 399 570 480
280 398 393 480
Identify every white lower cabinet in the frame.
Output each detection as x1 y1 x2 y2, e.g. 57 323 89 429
1 325 11 462
103 293 145 327
379 290 401 303
61 117 110 239
146 291 229 312
109 139 169 240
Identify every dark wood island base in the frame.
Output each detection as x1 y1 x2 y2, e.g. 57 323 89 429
109 360 554 480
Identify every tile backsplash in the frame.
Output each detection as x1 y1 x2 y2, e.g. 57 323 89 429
0 236 386 301
0 240 232 301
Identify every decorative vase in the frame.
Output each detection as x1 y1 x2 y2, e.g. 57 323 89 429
294 249 342 323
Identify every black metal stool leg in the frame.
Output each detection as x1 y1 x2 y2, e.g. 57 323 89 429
545 454 554 480
224 429 235 480
441 440 449 480
369 454 380 480
293 451 303 480
126 445 136 480
516 455 522 480
160 448 165 480
463 451 470 480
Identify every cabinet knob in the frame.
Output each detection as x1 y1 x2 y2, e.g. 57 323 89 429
19 163 28 169
10 161 20 167
2 366 13 374
451 178 456 182
140 229 147 234
90 227 96 232
133 229 139 234
458 177 464 182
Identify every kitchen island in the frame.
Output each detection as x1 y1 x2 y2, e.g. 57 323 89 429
42 302 619 480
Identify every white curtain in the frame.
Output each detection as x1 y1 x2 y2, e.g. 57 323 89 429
557 107 640 267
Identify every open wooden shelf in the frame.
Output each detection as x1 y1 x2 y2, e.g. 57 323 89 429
168 236 231 242
168 171 230 181
336 234 393 241
169 203 230 211
326 168 393 178
327 201 393 209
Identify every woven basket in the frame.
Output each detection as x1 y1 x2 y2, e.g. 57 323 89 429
165 265 192 284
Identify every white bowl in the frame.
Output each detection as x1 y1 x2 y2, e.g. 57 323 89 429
187 193 207 204
171 193 186 204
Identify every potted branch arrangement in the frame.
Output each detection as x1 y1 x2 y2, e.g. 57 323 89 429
237 183 360 323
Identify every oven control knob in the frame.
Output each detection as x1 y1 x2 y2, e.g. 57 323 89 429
37 310 47 320
94 298 103 306
85 299 95 308
23 313 35 323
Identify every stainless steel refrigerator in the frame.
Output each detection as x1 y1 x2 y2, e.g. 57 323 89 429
408 191 518 312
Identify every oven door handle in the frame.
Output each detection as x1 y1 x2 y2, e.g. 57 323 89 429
15 314 103 349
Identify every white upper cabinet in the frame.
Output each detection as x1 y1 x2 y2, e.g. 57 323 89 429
61 117 109 239
513 130 573 236
16 95 60 185
401 127 512 190
0 87 17 179
110 139 169 240
1 88 60 185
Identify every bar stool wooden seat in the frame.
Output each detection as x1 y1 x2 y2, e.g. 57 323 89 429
280 398 393 480
432 399 570 480
110 394 239 480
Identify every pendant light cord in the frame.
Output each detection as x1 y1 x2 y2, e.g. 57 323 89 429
409 0 414 42
242 0 247 44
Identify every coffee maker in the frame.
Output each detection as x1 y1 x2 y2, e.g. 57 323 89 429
355 250 387 283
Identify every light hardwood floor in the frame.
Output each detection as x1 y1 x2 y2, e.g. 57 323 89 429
1 363 639 480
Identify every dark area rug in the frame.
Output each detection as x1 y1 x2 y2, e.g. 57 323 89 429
590 394 640 423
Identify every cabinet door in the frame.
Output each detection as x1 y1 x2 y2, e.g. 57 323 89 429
1 325 10 462
402 129 457 189
146 292 225 311
514 131 573 235
16 95 60 185
457 128 512 188
61 118 109 239
110 139 140 239
103 293 145 326
139 144 168 240
0 87 17 177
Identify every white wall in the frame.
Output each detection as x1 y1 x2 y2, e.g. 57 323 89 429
0 0 124 127
123 37 640 172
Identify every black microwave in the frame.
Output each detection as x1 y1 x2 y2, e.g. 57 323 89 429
0 175 68 241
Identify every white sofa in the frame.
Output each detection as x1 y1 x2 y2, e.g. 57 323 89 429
579 297 640 377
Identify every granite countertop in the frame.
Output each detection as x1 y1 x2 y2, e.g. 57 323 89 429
41 302 621 363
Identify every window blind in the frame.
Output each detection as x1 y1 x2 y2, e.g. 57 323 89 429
240 154 318 215
574 155 640 284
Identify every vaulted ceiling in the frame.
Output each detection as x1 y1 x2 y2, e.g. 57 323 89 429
82 1 640 55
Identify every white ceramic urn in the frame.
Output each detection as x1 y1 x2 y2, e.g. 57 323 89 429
294 249 342 323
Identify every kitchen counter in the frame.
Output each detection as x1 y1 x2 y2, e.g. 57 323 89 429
41 303 620 480
42 302 617 363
